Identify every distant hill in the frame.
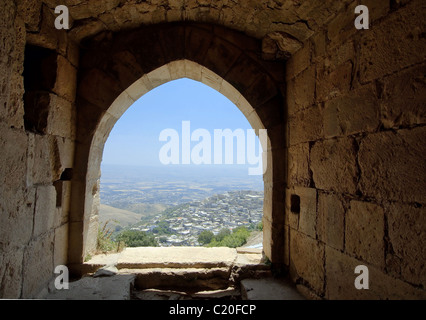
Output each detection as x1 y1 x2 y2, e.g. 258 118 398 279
99 203 169 230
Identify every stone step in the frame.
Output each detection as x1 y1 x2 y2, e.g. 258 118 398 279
120 267 233 293
115 247 237 269
132 287 241 300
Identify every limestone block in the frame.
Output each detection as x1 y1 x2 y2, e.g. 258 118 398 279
387 203 426 287
287 65 315 115
359 0 426 83
222 54 261 94
1 71 25 130
291 186 317 238
17 0 42 32
54 181 72 227
325 246 426 300
324 84 380 138
0 246 24 298
53 55 77 103
203 36 241 78
47 94 75 139
345 201 385 269
285 188 299 229
285 41 311 79
33 185 56 238
22 232 55 298
262 217 284 264
0 186 35 247
184 26 214 63
109 51 145 90
288 143 310 187
125 74 154 101
289 104 323 145
184 59 202 82
317 192 345 251
78 68 122 109
0 124 27 188
289 230 325 295
316 61 352 103
326 1 357 45
27 133 56 185
358 127 426 203
54 223 69 268
310 137 358 194
380 64 426 128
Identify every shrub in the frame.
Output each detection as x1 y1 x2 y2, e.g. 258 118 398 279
116 230 158 247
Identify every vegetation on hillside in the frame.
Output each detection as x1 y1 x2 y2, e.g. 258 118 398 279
198 222 263 248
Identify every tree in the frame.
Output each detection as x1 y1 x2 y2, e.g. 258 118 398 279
198 230 214 245
215 228 231 242
116 230 158 247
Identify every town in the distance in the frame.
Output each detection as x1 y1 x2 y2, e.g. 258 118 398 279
99 164 264 248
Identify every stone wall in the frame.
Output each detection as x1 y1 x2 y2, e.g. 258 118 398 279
0 1 76 298
0 0 425 299
285 0 426 299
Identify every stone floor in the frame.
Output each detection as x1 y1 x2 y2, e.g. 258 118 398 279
44 247 305 300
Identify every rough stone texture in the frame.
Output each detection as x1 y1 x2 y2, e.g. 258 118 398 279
289 230 325 295
0 0 425 300
317 192 345 251
22 232 55 298
359 0 426 83
345 201 385 269
326 247 426 300
45 274 136 300
117 247 237 269
386 203 426 287
241 277 305 300
379 64 426 129
358 127 426 204
324 84 380 138
289 104 323 145
288 143 310 187
310 137 358 194
0 247 24 298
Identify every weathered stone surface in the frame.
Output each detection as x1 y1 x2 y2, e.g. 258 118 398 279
0 246 24 298
287 66 316 115
290 186 317 238
317 192 345 251
326 246 426 300
286 41 311 79
316 61 352 102
45 274 135 300
54 223 68 268
241 277 305 300
131 267 231 292
289 104 323 145
324 85 380 138
345 201 385 269
22 232 54 298
359 0 426 83
380 64 426 128
117 247 237 269
289 230 325 295
310 137 358 194
358 127 426 203
387 203 426 287
288 143 310 187
33 185 56 238
262 32 303 60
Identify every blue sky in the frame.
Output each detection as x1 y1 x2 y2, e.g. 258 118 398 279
102 78 262 172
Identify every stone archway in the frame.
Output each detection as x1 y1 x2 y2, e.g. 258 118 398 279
69 23 287 272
